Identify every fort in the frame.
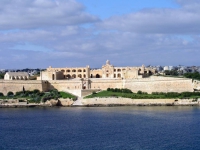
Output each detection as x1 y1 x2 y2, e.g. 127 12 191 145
0 60 200 97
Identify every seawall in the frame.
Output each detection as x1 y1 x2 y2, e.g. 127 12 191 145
78 98 200 106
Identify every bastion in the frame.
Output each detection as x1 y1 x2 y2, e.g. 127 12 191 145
1 60 199 97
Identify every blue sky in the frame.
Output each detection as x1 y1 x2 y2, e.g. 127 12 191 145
77 0 179 19
0 0 200 69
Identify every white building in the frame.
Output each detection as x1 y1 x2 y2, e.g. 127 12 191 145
4 72 29 80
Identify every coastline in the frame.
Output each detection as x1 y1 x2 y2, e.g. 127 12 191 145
1 97 199 108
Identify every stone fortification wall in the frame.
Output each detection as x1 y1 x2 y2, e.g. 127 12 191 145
0 80 45 95
0 76 196 97
47 79 82 91
90 78 122 90
124 77 193 93
81 89 101 97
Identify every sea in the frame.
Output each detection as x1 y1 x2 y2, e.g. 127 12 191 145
1 106 200 150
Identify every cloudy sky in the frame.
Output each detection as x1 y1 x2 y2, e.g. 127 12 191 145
0 0 200 69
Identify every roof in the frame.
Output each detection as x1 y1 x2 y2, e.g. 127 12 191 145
6 72 29 76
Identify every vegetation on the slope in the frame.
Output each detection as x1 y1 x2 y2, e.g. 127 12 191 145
164 70 179 76
0 89 77 103
59 91 77 100
0 73 5 79
107 88 132 93
183 72 200 80
84 88 200 99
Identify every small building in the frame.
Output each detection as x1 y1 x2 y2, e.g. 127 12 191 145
4 72 29 80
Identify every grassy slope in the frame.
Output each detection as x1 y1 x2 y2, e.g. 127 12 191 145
59 91 77 100
85 91 200 99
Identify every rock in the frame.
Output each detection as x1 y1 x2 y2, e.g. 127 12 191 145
49 99 59 106
44 99 59 106
59 98 74 106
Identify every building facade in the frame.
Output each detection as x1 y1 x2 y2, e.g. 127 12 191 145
4 72 29 80
38 60 156 80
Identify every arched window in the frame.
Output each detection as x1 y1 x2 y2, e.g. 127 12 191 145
114 69 116 72
72 69 76 72
78 74 82 78
61 70 65 72
90 74 93 78
78 69 82 72
96 74 100 78
67 70 70 72
72 74 76 78
66 74 71 78
83 74 86 78
117 74 121 78
83 69 86 72
117 69 121 72
114 74 116 78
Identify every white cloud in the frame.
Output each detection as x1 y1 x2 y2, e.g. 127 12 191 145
97 1 200 34
0 0 200 69
0 0 99 29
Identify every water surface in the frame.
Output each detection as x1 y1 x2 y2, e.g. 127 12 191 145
1 106 200 150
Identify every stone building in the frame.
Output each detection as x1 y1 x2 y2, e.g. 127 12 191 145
38 60 156 80
4 72 29 80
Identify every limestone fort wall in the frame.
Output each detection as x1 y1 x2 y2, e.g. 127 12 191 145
0 80 46 95
90 78 123 90
0 77 196 96
124 77 194 93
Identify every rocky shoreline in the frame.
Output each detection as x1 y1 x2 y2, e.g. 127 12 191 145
0 98 74 108
1 97 200 108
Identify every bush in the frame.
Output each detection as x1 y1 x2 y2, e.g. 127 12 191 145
15 91 24 96
0 92 4 96
107 88 132 93
107 88 111 91
33 89 40 94
7 91 14 96
137 91 142 94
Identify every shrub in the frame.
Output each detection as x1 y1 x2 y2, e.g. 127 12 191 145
142 92 148 94
33 89 40 94
0 92 4 96
137 91 142 94
7 91 14 96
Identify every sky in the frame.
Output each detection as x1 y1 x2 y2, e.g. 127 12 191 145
0 0 200 69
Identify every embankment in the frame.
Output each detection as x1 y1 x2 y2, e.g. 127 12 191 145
78 98 200 106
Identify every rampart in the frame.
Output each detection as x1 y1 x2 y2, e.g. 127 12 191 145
124 77 194 93
0 76 197 96
0 80 48 95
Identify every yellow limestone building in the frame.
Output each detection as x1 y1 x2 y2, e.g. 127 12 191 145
39 60 156 81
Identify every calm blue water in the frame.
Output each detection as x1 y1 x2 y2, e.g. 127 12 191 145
1 106 200 150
